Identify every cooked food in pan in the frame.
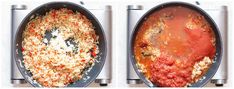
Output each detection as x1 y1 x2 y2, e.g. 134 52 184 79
22 8 99 87
134 6 216 87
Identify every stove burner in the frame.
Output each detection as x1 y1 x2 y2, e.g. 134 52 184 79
127 4 228 87
11 3 112 87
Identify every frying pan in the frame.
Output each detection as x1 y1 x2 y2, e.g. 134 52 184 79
14 2 107 87
130 2 222 87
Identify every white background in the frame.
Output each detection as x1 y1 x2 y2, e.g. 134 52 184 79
0 0 233 88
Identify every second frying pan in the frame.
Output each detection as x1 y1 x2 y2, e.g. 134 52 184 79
130 2 222 87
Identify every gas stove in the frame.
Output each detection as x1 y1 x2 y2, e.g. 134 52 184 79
127 2 228 87
10 1 112 87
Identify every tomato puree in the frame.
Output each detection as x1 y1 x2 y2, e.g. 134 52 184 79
134 6 216 87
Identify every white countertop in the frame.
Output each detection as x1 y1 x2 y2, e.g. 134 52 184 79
0 0 233 88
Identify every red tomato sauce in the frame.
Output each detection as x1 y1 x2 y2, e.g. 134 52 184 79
134 6 216 87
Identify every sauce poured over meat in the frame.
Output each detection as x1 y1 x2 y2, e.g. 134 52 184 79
134 6 216 87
